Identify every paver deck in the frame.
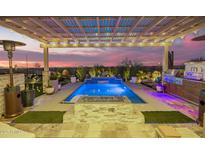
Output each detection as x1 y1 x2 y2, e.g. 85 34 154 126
0 83 204 138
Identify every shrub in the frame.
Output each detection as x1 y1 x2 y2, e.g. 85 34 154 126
76 67 86 81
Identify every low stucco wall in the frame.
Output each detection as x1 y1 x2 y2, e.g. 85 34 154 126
0 74 25 118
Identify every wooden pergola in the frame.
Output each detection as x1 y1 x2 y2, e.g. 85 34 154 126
1 16 205 89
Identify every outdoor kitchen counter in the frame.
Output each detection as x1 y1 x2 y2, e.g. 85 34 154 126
165 78 205 105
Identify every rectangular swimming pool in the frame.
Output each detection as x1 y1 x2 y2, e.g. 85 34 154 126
64 77 145 103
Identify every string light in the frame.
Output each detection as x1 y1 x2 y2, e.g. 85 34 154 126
73 43 78 47
84 43 89 47
95 43 100 46
180 35 184 39
106 43 110 46
128 42 134 46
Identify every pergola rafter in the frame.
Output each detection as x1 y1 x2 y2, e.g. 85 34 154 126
135 16 167 43
6 18 51 38
97 17 100 42
149 17 196 42
121 16 144 42
50 17 77 42
29 17 61 39
160 17 205 42
0 16 204 46
165 20 205 42
73 17 89 43
110 16 122 43
154 16 190 36
0 18 47 43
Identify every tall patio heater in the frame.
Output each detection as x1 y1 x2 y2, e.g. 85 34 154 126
0 40 26 118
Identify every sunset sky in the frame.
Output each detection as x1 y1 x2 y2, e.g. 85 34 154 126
0 26 205 68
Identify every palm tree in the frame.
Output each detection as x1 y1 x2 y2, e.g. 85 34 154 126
107 67 118 77
89 68 97 77
123 67 130 82
76 67 86 81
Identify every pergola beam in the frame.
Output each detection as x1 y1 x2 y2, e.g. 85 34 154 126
155 16 190 36
135 16 167 42
122 16 144 42
6 18 51 38
97 17 100 42
162 17 205 42
29 18 61 38
161 17 198 39
44 36 172 44
0 19 47 43
165 20 205 42
153 17 197 42
50 17 77 42
45 35 163 39
110 16 122 43
144 17 167 33
40 42 172 48
73 17 89 42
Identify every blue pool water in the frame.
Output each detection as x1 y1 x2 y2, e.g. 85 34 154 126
64 77 145 103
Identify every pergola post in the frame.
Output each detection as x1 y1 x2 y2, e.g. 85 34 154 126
42 47 49 91
162 45 169 84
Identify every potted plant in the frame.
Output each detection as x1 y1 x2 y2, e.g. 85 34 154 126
21 75 35 107
50 72 59 92
156 83 165 92
45 84 55 95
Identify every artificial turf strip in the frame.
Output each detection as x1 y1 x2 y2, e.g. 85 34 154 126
13 111 66 123
141 111 195 124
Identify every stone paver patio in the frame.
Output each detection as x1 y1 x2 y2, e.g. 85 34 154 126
0 83 204 138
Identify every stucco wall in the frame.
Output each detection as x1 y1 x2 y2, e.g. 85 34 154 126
0 74 25 117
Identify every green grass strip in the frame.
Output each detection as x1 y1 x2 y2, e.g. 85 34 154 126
141 111 195 124
13 111 66 123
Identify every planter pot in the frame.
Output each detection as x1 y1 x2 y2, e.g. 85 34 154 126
45 87 55 95
21 89 35 107
71 77 76 83
130 77 137 83
58 84 61 90
50 80 58 92
156 84 164 92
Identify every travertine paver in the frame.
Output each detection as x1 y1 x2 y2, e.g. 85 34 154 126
63 103 144 124
57 123 156 138
0 122 35 138
58 103 156 138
